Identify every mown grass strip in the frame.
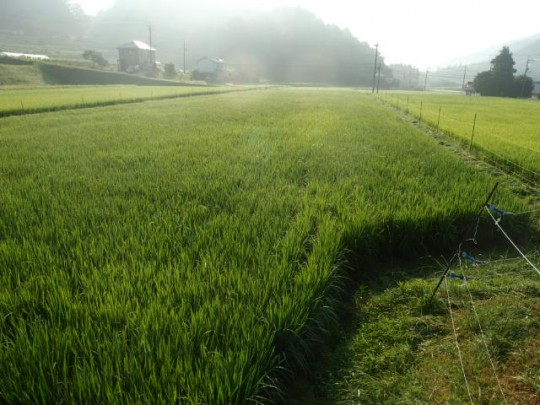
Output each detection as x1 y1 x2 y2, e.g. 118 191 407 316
320 256 540 404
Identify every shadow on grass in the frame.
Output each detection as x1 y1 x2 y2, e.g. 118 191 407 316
282 207 536 404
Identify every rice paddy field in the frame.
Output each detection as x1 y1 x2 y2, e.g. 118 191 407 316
383 92 540 186
0 87 534 403
0 85 249 117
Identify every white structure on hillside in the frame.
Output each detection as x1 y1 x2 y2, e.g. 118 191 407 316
196 57 225 79
0 51 50 60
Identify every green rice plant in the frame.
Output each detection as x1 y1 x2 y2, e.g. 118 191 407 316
0 85 252 117
0 88 528 403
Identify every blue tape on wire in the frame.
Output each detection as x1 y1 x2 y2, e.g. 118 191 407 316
461 251 476 263
488 204 506 216
448 272 466 280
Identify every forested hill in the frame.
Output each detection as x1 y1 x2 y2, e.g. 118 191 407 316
0 0 380 86
91 1 379 86
0 0 88 36
188 9 378 85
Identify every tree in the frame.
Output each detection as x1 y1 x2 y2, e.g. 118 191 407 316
82 50 108 67
186 8 377 86
473 71 496 96
490 46 516 97
163 63 177 79
0 0 87 36
513 74 534 98
473 47 534 98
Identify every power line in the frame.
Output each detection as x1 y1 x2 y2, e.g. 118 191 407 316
485 207 540 277
462 279 508 404
444 277 474 404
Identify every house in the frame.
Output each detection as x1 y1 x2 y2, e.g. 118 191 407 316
533 81 540 99
195 57 225 80
464 81 475 96
117 40 156 73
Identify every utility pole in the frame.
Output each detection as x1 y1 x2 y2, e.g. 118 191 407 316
423 69 429 91
376 64 382 93
521 57 531 98
183 40 187 73
524 56 531 76
146 23 156 70
371 42 379 94
461 66 467 89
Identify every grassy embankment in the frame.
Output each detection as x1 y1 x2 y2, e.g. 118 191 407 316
0 58 45 86
0 88 534 403
0 57 209 88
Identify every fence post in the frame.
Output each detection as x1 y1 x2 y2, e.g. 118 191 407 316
406 96 409 114
419 101 423 123
436 106 442 132
469 113 477 151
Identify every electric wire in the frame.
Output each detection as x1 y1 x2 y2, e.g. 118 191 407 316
444 276 474 404
507 207 540 216
485 207 540 276
462 278 508 404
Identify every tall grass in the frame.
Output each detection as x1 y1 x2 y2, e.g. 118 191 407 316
0 88 527 403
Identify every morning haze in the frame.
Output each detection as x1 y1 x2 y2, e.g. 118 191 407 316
2 0 540 86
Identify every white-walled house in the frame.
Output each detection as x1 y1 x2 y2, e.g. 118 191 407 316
194 57 230 81
118 40 156 73
197 57 225 75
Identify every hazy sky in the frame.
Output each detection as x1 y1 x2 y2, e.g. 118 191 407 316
73 0 540 69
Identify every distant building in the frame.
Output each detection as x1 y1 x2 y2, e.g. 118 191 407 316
533 81 540 99
117 40 156 73
464 81 475 96
195 57 225 80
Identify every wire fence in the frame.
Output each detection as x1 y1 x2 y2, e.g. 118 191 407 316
379 94 540 188
433 184 539 402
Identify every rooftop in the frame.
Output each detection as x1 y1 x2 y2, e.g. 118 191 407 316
118 40 156 51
